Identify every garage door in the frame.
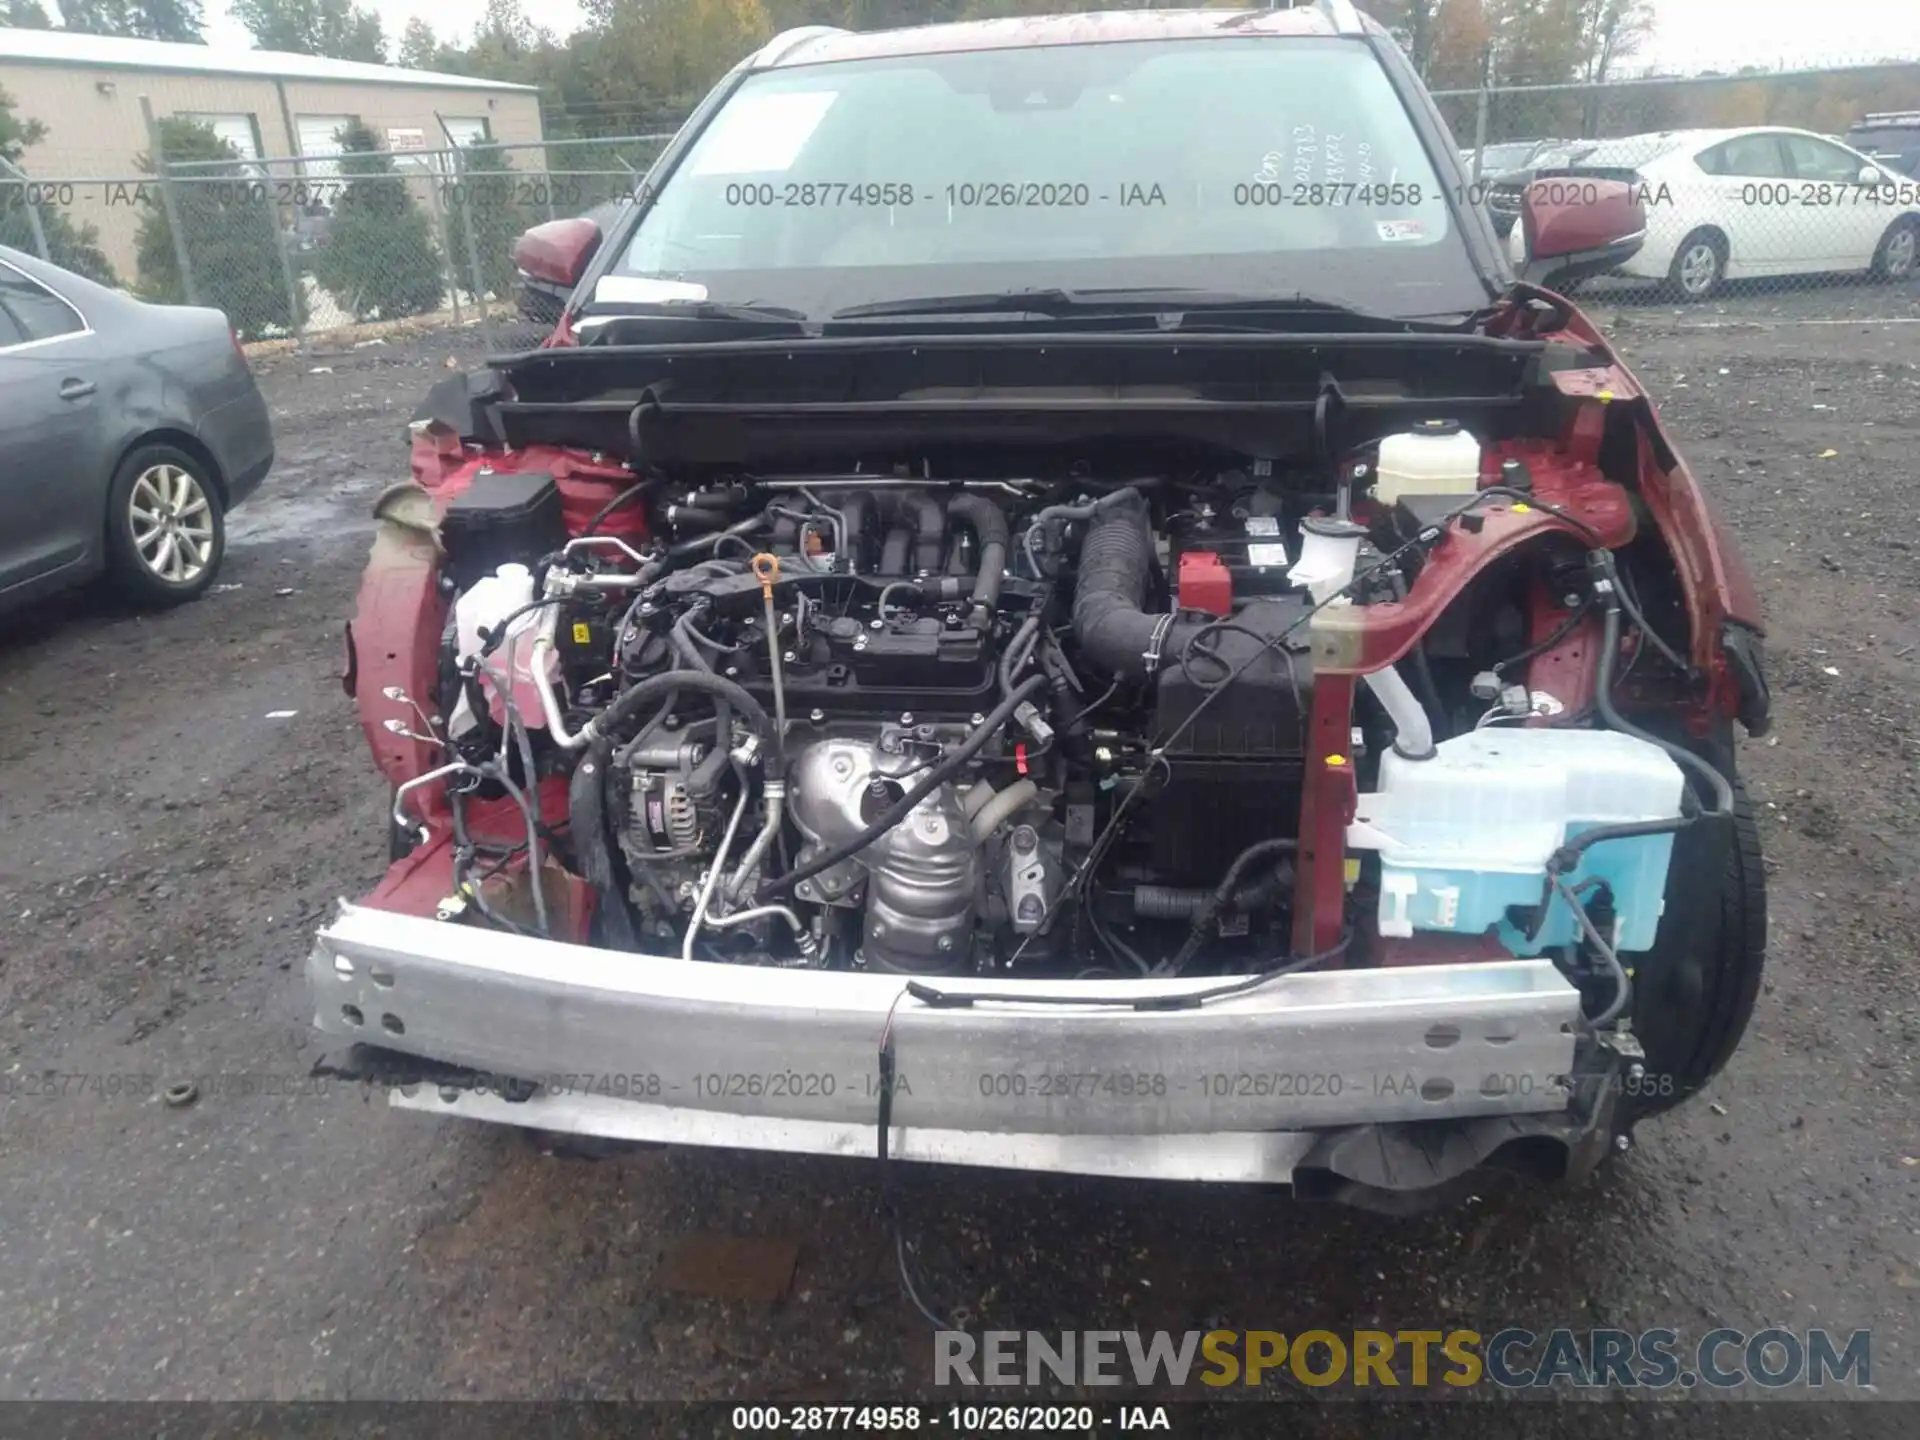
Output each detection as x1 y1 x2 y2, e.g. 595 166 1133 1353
179 113 262 167
442 118 490 149
296 115 354 177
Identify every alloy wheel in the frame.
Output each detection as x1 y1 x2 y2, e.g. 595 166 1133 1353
1887 226 1917 279
129 463 215 585
1678 241 1720 297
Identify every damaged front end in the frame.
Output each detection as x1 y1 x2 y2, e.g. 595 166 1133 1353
313 291 1766 1210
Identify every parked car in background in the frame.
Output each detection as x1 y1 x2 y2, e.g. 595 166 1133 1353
1483 139 1598 237
1510 171 1648 292
1463 137 1566 181
1530 127 1920 298
1848 112 1920 178
0 245 274 614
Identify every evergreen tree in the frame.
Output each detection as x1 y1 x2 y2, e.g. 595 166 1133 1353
5 1 53 28
441 138 526 300
230 0 386 62
0 82 117 284
135 117 298 338
311 122 444 320
56 0 205 42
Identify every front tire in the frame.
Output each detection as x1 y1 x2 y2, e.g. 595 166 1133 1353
1666 229 1727 301
1624 778 1767 1122
105 444 227 607
1871 216 1919 282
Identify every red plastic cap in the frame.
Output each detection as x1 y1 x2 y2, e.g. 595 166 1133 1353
1178 551 1232 617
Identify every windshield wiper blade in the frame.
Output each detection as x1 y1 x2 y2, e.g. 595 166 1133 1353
577 299 813 332
828 288 1087 320
828 287 1467 330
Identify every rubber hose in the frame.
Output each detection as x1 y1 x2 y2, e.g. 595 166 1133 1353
969 777 1038 842
666 505 735 535
756 674 1048 902
1071 489 1213 682
568 735 642 949
1132 866 1295 921
670 615 733 793
1594 596 1732 817
596 669 781 780
1166 836 1299 973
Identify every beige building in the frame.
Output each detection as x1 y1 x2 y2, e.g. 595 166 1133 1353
0 26 543 280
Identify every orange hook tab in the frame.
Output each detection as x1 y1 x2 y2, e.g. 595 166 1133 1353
751 551 780 599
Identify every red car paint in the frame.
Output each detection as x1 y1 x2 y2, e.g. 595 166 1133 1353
1287 299 1768 958
343 428 650 940
511 217 602 296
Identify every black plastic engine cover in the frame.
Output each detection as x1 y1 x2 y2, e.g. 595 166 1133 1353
1150 599 1312 881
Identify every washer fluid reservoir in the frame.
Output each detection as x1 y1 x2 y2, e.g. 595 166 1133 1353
1375 419 1483 504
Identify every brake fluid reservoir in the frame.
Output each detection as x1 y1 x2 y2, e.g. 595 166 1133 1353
1345 728 1686 955
1375 420 1483 504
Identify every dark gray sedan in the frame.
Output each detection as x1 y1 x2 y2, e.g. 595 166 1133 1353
0 245 274 614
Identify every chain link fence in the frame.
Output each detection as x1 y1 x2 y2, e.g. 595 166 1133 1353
6 60 1920 342
1438 60 1920 303
0 125 676 352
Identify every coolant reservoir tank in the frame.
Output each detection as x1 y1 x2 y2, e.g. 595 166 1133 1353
1375 420 1483 504
454 562 536 665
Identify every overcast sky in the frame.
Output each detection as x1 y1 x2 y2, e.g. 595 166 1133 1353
198 1 1920 75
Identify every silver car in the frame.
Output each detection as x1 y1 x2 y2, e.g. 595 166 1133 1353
0 245 274 614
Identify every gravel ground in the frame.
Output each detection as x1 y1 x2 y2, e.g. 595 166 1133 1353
0 282 1916 1408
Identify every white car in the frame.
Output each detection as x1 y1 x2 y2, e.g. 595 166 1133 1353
1505 126 1920 298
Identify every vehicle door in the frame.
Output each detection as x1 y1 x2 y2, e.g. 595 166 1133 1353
1693 132 1796 274
1780 132 1888 270
0 259 107 597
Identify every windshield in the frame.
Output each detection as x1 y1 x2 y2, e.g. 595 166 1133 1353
605 37 1485 321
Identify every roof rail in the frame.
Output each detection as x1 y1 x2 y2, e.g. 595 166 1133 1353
1286 0 1365 36
754 25 849 67
1855 111 1920 126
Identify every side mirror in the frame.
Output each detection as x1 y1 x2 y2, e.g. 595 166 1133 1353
1517 174 1648 291
512 216 602 290
1858 163 1882 186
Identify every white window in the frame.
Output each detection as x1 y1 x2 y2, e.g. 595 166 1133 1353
295 114 356 178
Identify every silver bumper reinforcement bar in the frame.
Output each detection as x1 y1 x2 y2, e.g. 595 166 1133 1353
310 903 1582 1184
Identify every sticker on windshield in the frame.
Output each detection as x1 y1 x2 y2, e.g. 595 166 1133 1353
593 275 710 304
1376 219 1427 242
689 91 837 176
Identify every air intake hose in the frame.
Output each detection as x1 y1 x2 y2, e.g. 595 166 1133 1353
1071 488 1211 681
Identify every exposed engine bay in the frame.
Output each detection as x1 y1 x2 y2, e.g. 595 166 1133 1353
381 403 1744 1011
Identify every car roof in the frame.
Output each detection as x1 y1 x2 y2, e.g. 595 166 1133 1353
746 6 1369 70
1597 125 1862 151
